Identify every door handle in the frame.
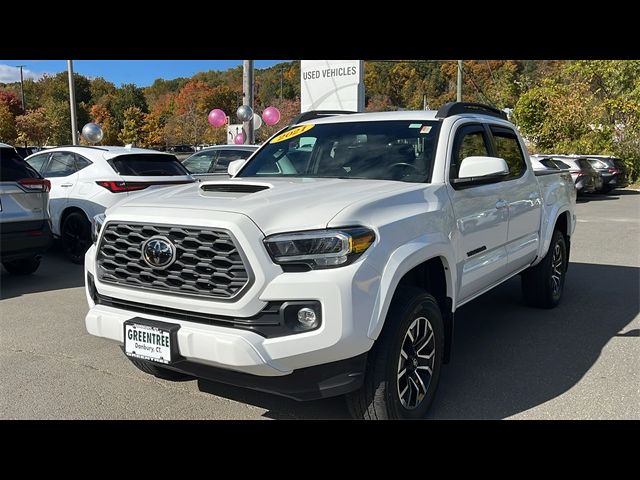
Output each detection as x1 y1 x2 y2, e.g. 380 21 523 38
495 199 508 210
60 183 74 187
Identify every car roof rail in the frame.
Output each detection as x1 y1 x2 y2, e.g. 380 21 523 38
289 110 357 125
436 102 508 120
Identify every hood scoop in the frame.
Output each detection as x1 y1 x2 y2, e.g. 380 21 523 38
200 183 270 194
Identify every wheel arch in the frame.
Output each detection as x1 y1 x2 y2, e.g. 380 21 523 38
368 247 457 363
60 206 90 233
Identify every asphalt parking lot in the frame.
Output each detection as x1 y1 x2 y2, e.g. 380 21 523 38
1 190 638 419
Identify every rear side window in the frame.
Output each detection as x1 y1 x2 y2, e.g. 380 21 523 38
214 150 253 173
75 154 92 172
44 152 77 177
553 160 571 169
540 159 558 169
0 147 40 181
182 151 217 174
577 159 593 170
110 154 190 176
26 153 50 174
490 126 527 179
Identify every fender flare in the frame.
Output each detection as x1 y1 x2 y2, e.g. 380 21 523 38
366 235 457 340
535 207 572 266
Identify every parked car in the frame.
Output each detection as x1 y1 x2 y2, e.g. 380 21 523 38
182 145 259 178
14 146 38 159
0 143 52 274
585 156 629 193
84 103 576 419
534 155 599 195
24 146 195 264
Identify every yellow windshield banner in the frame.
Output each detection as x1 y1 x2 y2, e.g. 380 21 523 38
270 124 315 144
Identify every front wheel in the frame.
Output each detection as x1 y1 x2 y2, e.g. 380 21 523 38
61 211 92 264
521 229 567 308
346 287 444 420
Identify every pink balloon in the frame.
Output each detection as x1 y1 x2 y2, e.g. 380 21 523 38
234 132 245 145
262 106 281 126
208 109 226 128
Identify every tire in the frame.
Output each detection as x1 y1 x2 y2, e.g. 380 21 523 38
346 287 445 420
521 229 567 309
61 211 92 264
128 358 193 381
2 255 41 275
601 186 613 194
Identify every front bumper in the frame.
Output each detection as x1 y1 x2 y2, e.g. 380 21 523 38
84 209 380 385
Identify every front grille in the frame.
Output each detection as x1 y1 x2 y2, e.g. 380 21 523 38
96 222 251 299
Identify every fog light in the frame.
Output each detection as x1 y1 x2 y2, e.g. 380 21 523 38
297 307 318 328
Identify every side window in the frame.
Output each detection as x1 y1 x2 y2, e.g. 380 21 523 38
214 150 253 173
44 152 77 178
183 151 217 174
75 154 92 172
490 126 527 179
450 124 490 179
26 153 50 174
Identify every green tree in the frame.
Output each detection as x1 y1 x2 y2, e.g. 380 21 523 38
111 84 148 132
118 106 145 145
89 103 119 144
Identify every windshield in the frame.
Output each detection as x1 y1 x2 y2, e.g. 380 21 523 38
238 120 441 183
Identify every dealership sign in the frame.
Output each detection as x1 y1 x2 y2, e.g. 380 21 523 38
301 60 365 113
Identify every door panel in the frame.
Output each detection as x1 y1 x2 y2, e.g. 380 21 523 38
448 124 509 304
489 126 541 270
43 151 79 235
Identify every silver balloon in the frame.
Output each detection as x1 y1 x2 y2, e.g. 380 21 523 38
236 105 254 122
82 123 104 144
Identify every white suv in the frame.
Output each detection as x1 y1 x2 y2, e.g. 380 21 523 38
25 146 194 263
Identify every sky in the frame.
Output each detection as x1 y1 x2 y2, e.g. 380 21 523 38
0 60 285 86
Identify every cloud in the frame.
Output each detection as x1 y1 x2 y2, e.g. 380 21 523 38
0 64 47 83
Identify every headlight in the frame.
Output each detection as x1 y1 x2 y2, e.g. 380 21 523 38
91 213 106 244
264 227 375 269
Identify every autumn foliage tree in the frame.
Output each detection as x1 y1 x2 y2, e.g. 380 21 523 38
15 108 54 146
118 106 145 145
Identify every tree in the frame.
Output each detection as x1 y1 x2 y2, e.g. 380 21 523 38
0 90 23 116
111 84 148 132
15 108 54 146
90 77 117 104
118 106 145 145
0 102 17 143
89 103 119 145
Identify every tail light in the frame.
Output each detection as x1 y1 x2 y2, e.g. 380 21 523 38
608 168 619 174
18 178 51 192
96 181 149 193
576 172 586 177
96 180 194 193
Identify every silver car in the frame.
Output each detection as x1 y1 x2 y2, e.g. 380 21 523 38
0 143 53 274
181 145 259 179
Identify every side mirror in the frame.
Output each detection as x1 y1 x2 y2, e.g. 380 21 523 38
227 159 244 177
458 156 509 179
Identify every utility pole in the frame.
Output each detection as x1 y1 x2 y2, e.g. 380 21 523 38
67 60 78 145
16 65 26 113
457 60 463 102
242 60 254 145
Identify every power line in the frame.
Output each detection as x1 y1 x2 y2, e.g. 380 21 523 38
460 63 496 107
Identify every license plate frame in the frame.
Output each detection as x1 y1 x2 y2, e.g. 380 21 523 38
123 318 181 365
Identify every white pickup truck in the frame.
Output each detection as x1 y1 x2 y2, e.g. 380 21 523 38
84 103 576 419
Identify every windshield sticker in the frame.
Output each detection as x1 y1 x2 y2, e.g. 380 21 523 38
420 125 432 134
408 123 422 128
270 124 315 144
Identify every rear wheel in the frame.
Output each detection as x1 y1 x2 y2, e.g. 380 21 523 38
128 358 193 381
2 255 41 275
346 287 444 420
61 211 91 264
521 229 567 308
